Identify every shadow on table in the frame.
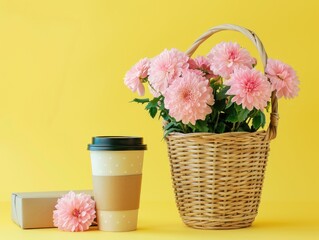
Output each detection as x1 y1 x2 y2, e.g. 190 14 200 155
252 218 319 232
139 218 319 233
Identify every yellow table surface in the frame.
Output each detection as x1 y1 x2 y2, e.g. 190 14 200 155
1 200 318 240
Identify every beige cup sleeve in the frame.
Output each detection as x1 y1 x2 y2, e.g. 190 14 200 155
92 175 142 211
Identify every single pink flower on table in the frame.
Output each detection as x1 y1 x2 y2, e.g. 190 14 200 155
53 191 96 232
148 48 189 96
188 56 218 79
225 67 271 111
164 70 214 125
266 59 299 99
124 58 150 96
208 42 255 79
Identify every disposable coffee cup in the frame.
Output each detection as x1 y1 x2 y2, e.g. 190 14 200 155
88 136 147 231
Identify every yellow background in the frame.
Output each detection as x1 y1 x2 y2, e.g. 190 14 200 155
0 0 318 239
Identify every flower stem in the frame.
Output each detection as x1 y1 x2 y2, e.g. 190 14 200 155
235 122 240 131
213 112 220 132
182 124 188 133
231 122 236 132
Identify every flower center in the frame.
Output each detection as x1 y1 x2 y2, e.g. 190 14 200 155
244 79 257 93
181 89 192 102
227 51 238 67
72 208 80 218
229 50 237 61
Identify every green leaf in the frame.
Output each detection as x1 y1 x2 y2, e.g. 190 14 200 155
248 108 258 118
210 79 222 90
260 111 266 128
194 120 209 132
234 103 242 112
159 97 165 110
225 105 238 123
237 107 250 122
252 110 266 129
160 109 169 120
163 121 176 131
216 86 230 100
149 107 157 118
209 107 218 122
237 122 252 132
145 97 160 109
225 98 233 109
216 122 226 133
131 98 149 104
164 127 182 138
214 99 226 111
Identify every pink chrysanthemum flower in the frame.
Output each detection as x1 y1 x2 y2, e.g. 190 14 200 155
124 58 150 96
265 59 299 99
148 48 189 95
188 56 218 79
164 70 214 125
208 42 256 79
53 191 96 232
225 67 271 111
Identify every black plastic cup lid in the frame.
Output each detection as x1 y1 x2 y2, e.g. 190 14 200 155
88 136 147 151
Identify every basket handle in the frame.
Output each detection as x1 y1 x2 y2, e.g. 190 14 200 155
185 24 279 141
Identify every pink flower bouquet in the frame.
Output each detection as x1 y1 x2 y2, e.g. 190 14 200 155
125 41 299 136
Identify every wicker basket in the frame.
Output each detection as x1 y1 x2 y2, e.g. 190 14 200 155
166 24 279 230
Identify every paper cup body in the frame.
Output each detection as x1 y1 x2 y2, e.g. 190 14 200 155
88 136 146 232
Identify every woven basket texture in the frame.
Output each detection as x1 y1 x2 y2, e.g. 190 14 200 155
166 131 270 229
